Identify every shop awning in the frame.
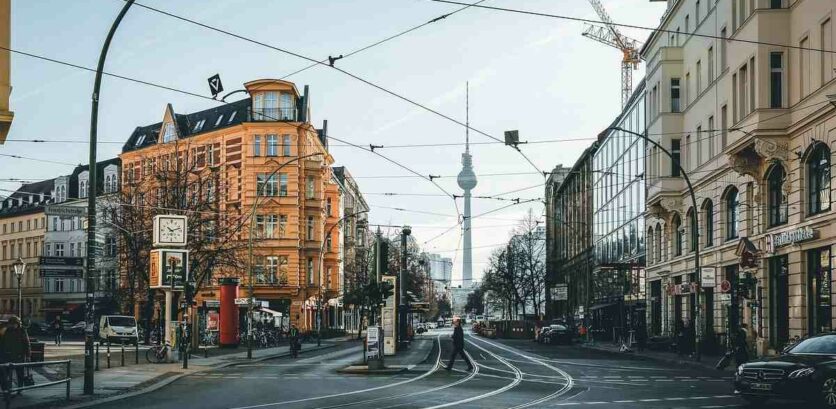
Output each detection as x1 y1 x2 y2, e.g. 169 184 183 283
258 307 283 317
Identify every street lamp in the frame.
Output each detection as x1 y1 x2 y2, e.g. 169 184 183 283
13 257 25 318
246 153 324 359
605 126 702 361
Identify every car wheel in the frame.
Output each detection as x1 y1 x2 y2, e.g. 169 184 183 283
821 377 836 407
741 395 767 407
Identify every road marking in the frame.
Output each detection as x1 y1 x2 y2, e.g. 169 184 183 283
554 396 739 406
228 334 443 409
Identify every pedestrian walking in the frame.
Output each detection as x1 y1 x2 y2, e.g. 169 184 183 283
734 324 749 365
288 325 300 358
0 316 31 393
444 317 473 372
51 316 64 345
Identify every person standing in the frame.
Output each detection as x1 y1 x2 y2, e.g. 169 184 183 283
288 324 300 358
0 316 31 392
444 317 473 372
51 316 64 345
734 324 749 365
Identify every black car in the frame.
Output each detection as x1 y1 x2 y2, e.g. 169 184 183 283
734 333 836 407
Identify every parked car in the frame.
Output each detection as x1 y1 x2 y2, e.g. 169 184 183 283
543 324 572 345
734 332 836 407
98 315 139 345
69 321 87 335
26 321 51 335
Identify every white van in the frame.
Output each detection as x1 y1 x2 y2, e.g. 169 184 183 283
98 315 139 345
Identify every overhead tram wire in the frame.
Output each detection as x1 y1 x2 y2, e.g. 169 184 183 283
124 0 543 175
275 0 489 80
429 0 836 55
0 153 80 167
328 135 461 219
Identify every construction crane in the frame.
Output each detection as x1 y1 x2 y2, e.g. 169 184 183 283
582 0 642 108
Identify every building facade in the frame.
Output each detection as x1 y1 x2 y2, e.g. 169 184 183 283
0 182 49 321
0 0 11 143
119 79 341 331
591 80 647 340
643 0 836 356
332 166 371 332
425 252 453 297
547 156 594 321
40 159 121 323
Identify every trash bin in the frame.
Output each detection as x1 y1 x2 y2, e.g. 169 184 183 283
30 341 45 362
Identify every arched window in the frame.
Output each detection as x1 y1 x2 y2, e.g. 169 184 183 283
725 187 739 240
686 207 697 252
807 144 831 215
647 227 655 263
766 164 788 226
655 225 663 261
672 214 683 256
104 176 111 193
703 200 714 247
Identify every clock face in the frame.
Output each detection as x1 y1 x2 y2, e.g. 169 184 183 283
158 217 186 244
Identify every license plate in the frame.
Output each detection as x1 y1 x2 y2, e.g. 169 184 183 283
750 383 772 391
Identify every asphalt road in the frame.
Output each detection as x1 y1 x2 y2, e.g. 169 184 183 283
86 329 813 409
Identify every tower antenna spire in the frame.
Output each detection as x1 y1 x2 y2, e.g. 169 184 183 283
465 81 470 153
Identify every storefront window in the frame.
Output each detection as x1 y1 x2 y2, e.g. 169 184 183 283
769 255 789 348
808 246 832 334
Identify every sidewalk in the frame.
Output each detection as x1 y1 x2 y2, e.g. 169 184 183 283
6 341 339 409
578 341 735 373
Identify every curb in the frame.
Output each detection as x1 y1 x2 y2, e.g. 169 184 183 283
37 343 338 409
577 343 734 373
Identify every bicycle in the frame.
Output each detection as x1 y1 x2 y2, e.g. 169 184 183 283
146 342 171 364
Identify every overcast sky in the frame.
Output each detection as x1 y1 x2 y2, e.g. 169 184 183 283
1 0 666 285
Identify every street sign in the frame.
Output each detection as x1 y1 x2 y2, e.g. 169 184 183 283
366 326 381 361
235 298 253 305
720 279 731 293
40 268 84 278
39 257 84 267
208 74 224 98
701 267 716 288
149 249 190 289
45 205 86 218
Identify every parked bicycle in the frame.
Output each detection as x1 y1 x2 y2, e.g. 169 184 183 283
146 341 171 364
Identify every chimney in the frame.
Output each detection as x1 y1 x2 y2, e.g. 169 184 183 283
320 119 328 149
299 85 310 123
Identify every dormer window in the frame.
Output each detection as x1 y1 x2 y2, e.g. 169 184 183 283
193 119 206 133
135 134 146 147
163 123 177 143
227 111 237 123
79 180 87 198
215 114 224 127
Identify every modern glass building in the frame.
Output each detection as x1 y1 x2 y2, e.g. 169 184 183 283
590 80 646 341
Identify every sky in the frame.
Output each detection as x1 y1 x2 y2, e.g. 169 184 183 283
1 0 667 286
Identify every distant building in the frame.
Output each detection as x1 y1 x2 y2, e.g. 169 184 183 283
425 253 452 297
0 181 51 320
332 166 370 332
546 152 596 321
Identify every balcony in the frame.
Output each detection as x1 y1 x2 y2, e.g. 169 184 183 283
250 107 298 122
647 176 685 204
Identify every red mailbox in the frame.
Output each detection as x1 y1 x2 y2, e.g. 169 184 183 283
219 277 239 347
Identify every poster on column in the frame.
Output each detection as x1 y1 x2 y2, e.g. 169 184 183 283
381 275 397 356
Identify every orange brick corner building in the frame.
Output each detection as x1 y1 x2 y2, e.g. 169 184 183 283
119 79 343 331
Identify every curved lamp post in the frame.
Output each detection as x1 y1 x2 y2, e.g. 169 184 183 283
246 152 324 359
605 126 702 361
85 0 134 394
316 209 369 346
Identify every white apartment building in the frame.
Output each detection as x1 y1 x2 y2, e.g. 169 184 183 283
644 0 836 356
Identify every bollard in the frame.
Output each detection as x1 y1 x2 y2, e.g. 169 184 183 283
121 342 125 366
95 343 100 371
66 361 71 400
135 342 139 364
107 342 111 368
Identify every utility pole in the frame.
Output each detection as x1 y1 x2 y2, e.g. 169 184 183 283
398 226 411 351
85 0 134 395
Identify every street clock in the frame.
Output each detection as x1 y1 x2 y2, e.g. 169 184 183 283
153 215 188 247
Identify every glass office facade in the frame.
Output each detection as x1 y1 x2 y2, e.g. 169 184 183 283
588 83 646 340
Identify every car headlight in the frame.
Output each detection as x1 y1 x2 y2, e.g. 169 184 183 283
737 365 745 376
788 367 815 379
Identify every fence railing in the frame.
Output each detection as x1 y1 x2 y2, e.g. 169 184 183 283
2 360 71 409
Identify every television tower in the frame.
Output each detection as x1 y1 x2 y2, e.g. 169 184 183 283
456 83 476 287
